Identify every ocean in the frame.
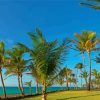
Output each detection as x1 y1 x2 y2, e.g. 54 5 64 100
0 87 67 95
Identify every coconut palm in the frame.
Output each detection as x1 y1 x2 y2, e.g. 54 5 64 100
0 41 7 98
80 71 88 88
75 63 84 87
72 31 100 90
28 64 40 94
92 69 98 79
5 46 28 96
18 28 68 100
57 67 72 90
68 32 87 71
80 0 100 10
25 80 32 95
84 32 100 90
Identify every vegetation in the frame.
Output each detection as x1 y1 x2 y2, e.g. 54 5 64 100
80 0 100 10
0 29 100 100
19 91 100 100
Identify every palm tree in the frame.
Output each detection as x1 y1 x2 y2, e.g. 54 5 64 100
80 71 88 88
71 31 100 90
0 41 7 98
58 67 72 90
84 32 100 90
68 32 87 71
25 80 32 95
29 65 40 94
18 28 68 100
75 63 84 87
5 46 28 96
80 0 100 10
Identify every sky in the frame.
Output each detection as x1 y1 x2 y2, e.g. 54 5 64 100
0 0 100 86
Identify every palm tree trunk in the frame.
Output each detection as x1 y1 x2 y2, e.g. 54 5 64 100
42 82 46 100
82 52 86 71
36 80 38 94
85 77 88 88
66 80 69 90
20 74 24 93
0 68 6 98
80 69 83 88
76 69 78 90
88 52 91 91
18 74 24 96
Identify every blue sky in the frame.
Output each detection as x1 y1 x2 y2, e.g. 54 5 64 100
0 0 100 86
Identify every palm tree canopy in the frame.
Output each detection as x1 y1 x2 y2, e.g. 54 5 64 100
0 41 5 66
67 31 99 54
18 28 68 85
5 46 28 77
80 0 100 10
75 63 84 69
95 54 100 63
80 71 88 78
25 80 32 87
92 69 98 78
0 41 9 67
73 31 100 53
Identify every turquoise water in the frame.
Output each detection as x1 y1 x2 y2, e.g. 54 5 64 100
0 87 66 95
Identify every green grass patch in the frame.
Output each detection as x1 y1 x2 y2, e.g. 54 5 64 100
20 91 100 100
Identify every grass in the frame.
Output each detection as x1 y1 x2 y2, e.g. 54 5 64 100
19 90 100 100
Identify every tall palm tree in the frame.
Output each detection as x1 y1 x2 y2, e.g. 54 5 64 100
18 28 68 100
80 0 100 10
84 32 100 90
68 32 87 71
0 41 7 98
75 63 84 87
72 31 100 90
5 46 28 96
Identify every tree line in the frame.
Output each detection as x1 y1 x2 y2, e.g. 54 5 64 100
0 29 100 100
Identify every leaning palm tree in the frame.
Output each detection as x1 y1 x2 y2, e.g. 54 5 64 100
18 28 68 100
5 46 28 96
0 41 7 98
80 0 100 10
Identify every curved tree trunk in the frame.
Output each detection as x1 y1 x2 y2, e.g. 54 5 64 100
36 80 38 94
88 52 91 91
0 68 6 98
42 82 46 100
18 74 24 96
